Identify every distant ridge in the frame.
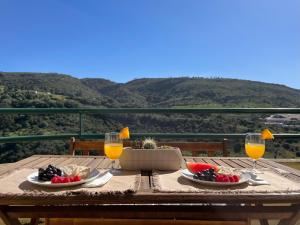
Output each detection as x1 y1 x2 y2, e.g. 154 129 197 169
0 72 299 108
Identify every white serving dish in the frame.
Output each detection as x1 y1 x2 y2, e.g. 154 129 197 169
27 169 100 188
181 169 251 186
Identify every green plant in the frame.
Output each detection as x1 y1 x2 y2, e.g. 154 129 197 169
142 138 157 149
131 140 142 149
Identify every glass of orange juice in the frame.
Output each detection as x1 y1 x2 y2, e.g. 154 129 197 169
245 133 265 173
104 132 123 170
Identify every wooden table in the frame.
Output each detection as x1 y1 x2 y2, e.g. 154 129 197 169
0 155 299 225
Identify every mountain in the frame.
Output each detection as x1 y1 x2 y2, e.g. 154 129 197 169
0 72 300 162
81 78 148 107
125 77 300 107
1 72 299 108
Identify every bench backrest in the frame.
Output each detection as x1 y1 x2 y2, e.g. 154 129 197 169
69 138 229 157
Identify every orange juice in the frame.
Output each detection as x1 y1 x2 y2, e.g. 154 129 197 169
104 143 123 160
245 143 265 160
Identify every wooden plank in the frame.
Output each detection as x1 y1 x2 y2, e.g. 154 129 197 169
210 158 229 167
262 159 300 176
48 218 249 225
239 158 264 169
193 158 207 163
255 160 279 169
5 205 297 220
202 158 216 164
207 157 251 169
35 157 70 168
16 157 50 169
97 157 112 169
68 157 92 166
32 156 59 168
229 159 252 169
1 192 300 206
86 158 105 171
238 158 257 168
256 159 300 182
10 156 40 168
74 141 104 151
78 158 95 167
221 159 244 169
217 159 235 168
140 171 151 192
0 156 41 176
158 142 224 152
56 157 79 167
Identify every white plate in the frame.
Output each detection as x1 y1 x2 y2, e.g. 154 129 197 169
181 169 251 186
27 169 101 188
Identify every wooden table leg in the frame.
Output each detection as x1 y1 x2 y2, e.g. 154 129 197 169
278 209 300 225
259 219 269 225
30 218 40 225
256 204 269 225
0 207 22 225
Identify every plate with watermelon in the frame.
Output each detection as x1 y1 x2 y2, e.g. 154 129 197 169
182 162 251 186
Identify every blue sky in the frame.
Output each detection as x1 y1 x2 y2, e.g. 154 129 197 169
1 0 299 88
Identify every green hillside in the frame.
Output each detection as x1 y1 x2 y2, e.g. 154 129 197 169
0 72 299 162
125 77 300 107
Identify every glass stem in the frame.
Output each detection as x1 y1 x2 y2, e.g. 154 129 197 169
111 160 115 170
253 159 256 172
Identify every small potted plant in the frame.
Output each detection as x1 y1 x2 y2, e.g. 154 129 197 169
119 138 183 171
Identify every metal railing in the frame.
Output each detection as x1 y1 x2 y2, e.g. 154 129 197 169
0 108 300 143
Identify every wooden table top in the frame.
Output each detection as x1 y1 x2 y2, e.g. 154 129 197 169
0 155 300 206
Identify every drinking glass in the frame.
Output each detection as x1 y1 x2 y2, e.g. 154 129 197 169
104 132 123 170
245 133 265 173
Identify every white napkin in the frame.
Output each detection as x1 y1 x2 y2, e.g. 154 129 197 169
246 172 270 186
82 171 113 188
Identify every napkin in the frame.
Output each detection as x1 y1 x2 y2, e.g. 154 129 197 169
246 172 270 186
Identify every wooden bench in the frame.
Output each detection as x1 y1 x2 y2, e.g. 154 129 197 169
69 138 229 157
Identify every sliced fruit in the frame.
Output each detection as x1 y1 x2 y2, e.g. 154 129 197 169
232 175 240 182
119 127 130 139
222 176 230 183
186 162 219 174
51 175 81 184
261 128 274 140
73 175 81 182
228 176 235 183
51 176 59 183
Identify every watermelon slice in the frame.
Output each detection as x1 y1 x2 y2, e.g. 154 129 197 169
186 162 219 173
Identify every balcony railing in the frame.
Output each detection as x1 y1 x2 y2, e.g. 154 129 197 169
0 108 300 143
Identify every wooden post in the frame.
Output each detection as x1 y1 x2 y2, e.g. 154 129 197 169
223 138 229 157
69 137 76 155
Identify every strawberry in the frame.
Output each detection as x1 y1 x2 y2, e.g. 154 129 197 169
215 174 222 182
232 175 240 182
222 175 230 183
73 175 81 182
228 176 235 183
51 176 59 183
